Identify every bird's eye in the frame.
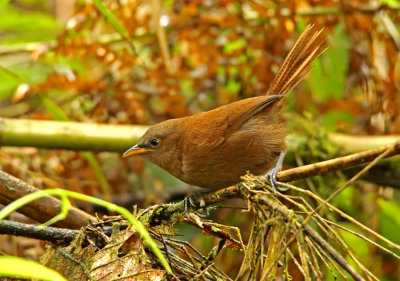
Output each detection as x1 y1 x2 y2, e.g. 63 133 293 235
150 138 159 147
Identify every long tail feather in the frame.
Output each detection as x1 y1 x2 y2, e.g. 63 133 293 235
267 24 327 96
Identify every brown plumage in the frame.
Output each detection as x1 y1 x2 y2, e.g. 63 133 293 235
123 24 327 189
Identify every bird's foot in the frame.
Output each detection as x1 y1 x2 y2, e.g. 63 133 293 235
265 151 288 193
184 193 209 218
265 167 288 192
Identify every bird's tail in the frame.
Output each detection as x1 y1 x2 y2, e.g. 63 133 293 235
267 24 327 96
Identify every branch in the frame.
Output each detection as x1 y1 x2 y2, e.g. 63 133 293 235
0 220 78 245
252 194 364 281
74 187 200 212
0 170 95 229
277 143 400 182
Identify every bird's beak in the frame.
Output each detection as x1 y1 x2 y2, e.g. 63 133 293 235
122 144 153 158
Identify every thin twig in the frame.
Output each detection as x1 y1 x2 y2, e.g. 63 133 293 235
309 236 349 280
253 194 365 281
306 236 339 280
270 144 395 280
305 143 396 218
279 183 400 252
321 218 400 260
286 247 308 279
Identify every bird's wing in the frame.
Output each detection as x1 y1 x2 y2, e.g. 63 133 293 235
223 95 283 139
183 95 283 152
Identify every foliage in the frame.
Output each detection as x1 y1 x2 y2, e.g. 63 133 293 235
0 0 400 280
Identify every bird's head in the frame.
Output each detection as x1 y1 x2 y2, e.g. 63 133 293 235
122 118 183 166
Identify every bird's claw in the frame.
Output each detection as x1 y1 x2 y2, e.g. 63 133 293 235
264 151 288 193
184 195 209 218
265 167 288 192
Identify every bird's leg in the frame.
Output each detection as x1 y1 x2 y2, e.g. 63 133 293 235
184 193 210 218
265 151 288 192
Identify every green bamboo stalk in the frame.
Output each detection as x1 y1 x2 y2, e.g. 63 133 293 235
0 118 149 152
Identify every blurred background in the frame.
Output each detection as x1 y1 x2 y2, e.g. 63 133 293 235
0 0 400 280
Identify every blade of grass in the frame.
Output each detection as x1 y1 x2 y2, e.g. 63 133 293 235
0 188 172 274
92 0 128 37
0 256 67 281
92 0 135 52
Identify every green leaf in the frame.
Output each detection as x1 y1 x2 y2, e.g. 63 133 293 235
0 256 66 281
0 7 60 43
226 78 241 95
41 97 69 121
92 0 128 38
180 78 194 99
223 37 247 54
55 56 86 75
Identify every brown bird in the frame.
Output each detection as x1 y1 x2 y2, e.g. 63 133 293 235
123 24 327 191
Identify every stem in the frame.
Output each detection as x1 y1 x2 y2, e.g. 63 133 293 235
0 220 78 245
0 118 149 152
